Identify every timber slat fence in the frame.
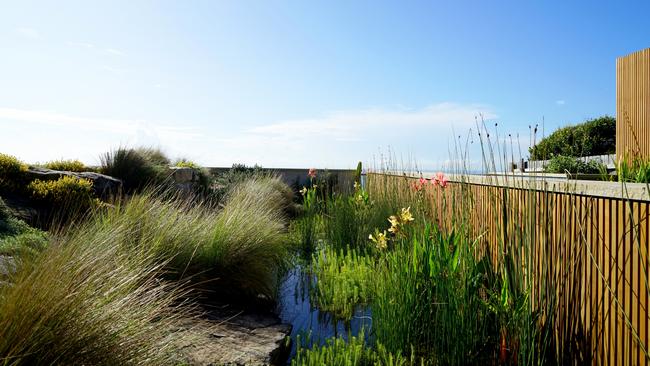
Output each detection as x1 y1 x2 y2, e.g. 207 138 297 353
368 173 650 365
617 47 650 161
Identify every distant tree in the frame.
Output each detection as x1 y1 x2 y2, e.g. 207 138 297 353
529 116 615 160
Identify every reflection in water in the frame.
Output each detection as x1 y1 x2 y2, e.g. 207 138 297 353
277 266 372 362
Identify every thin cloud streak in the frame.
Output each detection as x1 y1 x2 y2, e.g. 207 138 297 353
15 27 40 39
0 107 201 140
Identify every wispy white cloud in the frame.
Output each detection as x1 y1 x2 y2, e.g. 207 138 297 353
67 41 95 49
67 42 125 56
556 100 565 106
0 107 200 141
101 65 128 75
247 103 495 141
104 48 125 56
208 103 497 168
15 27 40 39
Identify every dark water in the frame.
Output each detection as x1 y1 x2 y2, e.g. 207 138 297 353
277 265 372 363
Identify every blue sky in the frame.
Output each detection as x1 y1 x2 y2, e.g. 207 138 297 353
1 1 648 169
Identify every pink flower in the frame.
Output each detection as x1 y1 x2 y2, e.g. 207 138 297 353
419 177 426 186
435 172 448 188
308 168 317 178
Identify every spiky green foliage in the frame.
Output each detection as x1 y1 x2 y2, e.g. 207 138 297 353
617 157 650 183
292 331 415 366
310 247 374 320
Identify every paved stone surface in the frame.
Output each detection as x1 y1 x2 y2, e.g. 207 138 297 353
179 312 291 366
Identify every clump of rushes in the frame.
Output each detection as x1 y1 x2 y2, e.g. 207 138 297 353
100 147 172 193
296 169 321 254
43 159 87 172
84 175 291 300
0 216 207 365
0 153 28 193
617 156 650 183
291 330 415 366
310 246 374 320
322 181 375 253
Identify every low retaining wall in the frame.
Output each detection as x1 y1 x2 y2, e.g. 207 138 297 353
206 167 356 190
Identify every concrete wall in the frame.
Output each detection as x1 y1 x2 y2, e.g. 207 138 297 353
206 167 356 191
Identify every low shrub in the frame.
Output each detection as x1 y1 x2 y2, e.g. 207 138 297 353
0 221 206 365
28 176 97 213
100 147 172 192
44 159 87 172
0 153 28 193
545 155 604 174
0 197 47 258
310 247 374 320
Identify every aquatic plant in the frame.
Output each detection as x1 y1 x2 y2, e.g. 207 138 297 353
310 246 374 320
292 331 415 366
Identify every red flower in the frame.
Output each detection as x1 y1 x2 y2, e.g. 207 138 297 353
308 168 317 178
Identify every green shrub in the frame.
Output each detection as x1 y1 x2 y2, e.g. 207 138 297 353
0 153 28 193
28 176 97 213
529 116 615 159
0 220 207 365
0 197 48 258
100 147 172 192
292 331 414 366
544 155 604 174
44 159 87 172
310 247 374 320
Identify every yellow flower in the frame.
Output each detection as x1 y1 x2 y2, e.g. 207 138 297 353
400 207 414 223
353 181 359 190
388 215 399 227
300 187 308 195
369 230 388 250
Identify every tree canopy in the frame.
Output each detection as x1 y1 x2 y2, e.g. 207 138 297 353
529 116 615 160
